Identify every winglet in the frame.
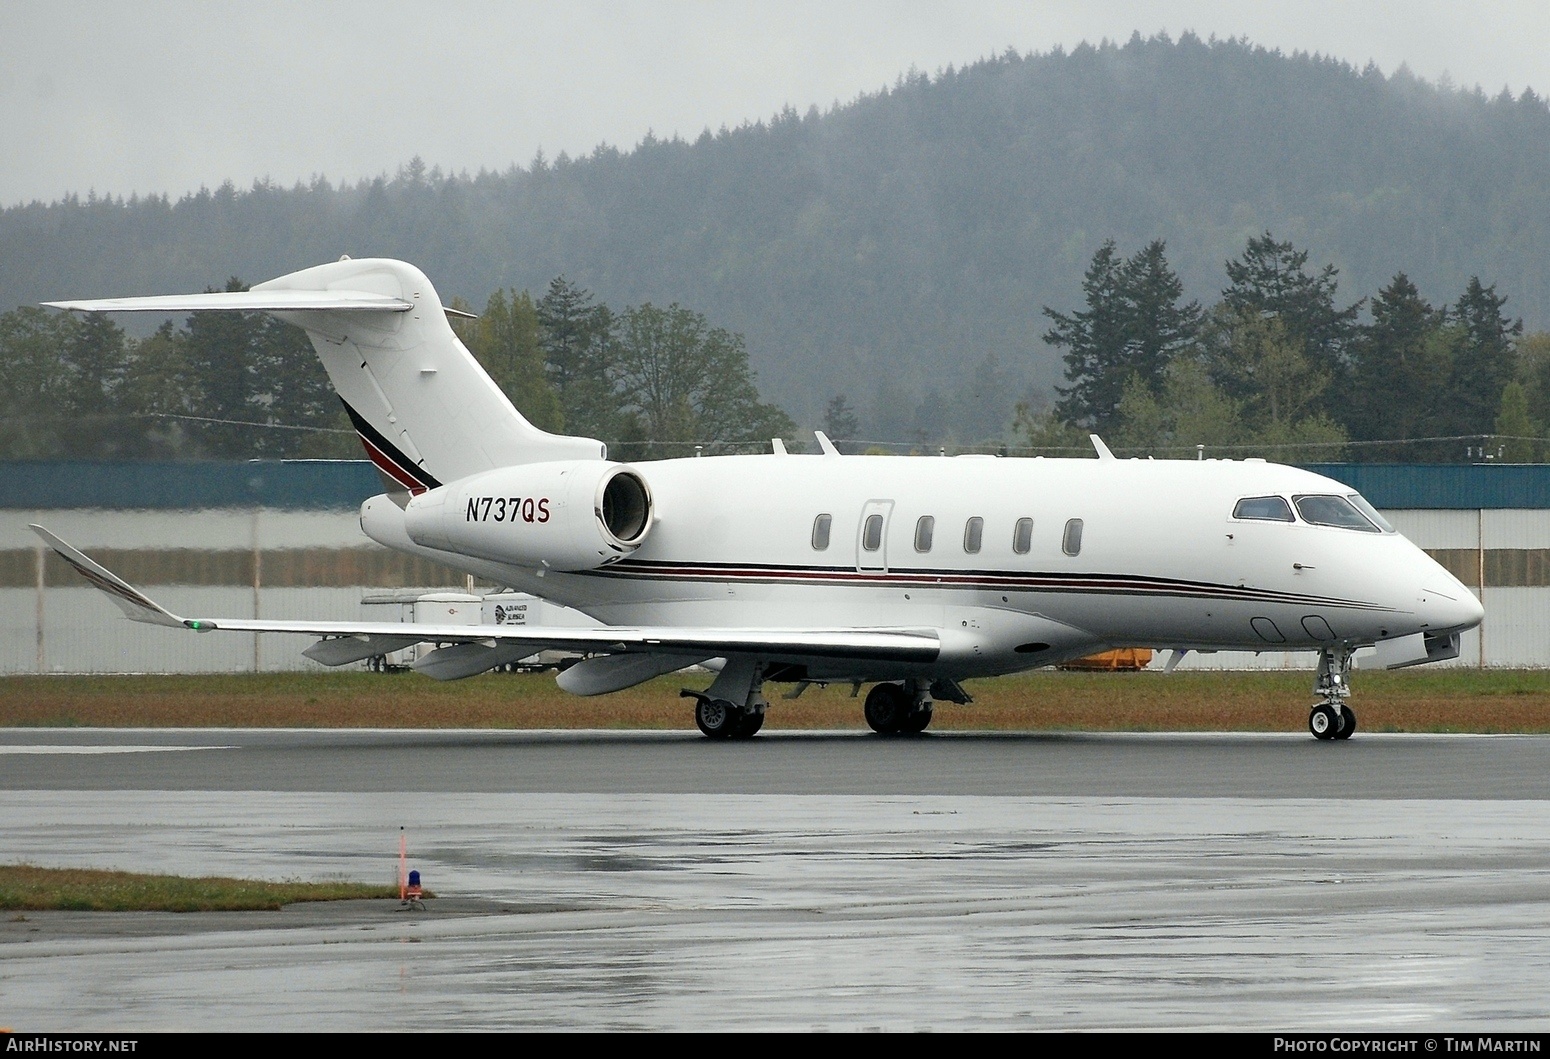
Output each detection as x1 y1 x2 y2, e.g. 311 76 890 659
1090 434 1116 460
814 430 841 456
29 525 187 629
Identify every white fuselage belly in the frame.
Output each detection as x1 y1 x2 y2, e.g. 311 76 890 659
437 453 1476 680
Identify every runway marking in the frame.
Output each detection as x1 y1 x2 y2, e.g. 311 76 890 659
0 745 236 755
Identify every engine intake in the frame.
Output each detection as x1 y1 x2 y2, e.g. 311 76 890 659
402 461 653 571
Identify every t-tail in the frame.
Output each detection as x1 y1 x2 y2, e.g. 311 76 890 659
46 257 605 500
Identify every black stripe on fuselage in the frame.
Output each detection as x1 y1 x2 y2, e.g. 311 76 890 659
339 398 442 492
584 558 1393 612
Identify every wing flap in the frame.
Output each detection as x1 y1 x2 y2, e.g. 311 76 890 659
43 290 413 314
196 617 940 662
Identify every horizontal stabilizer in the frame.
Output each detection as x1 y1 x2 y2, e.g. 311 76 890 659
30 525 186 628
43 290 413 314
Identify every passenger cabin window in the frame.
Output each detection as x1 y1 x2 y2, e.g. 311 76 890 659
1012 518 1033 555
1294 494 1382 533
1233 496 1294 522
1063 518 1084 556
964 517 984 554
862 513 885 551
811 513 832 550
914 515 935 552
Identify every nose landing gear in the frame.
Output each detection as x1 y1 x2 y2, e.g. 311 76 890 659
1309 646 1356 741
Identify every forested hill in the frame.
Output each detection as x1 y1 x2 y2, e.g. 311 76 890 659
4 32 1549 442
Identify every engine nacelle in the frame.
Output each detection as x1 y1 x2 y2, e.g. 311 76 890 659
401 460 652 571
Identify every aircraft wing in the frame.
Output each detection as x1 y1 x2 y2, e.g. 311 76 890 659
43 290 413 314
32 526 940 680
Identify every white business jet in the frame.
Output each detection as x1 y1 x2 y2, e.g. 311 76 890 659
39 258 1483 740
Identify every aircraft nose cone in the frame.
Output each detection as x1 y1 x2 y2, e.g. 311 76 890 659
1421 584 1484 632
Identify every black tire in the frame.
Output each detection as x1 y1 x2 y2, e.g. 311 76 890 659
900 707 933 734
695 698 737 739
729 710 765 739
1309 703 1339 740
864 683 910 734
1335 705 1356 740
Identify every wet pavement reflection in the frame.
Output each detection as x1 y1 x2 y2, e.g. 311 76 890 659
4 788 1550 1030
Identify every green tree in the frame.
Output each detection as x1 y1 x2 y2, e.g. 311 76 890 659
181 278 270 457
1346 273 1447 459
1204 308 1328 433
54 312 131 456
1494 381 1539 462
1048 239 1203 430
1515 332 1550 437
0 306 76 457
457 289 564 433
1109 361 1243 456
824 393 861 452
118 320 198 457
535 276 616 441
1445 277 1523 437
823 394 860 442
1220 232 1360 383
610 303 793 457
254 315 355 458
1011 401 1089 456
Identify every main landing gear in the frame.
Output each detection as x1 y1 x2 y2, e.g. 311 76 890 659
863 680 934 735
684 664 969 740
682 658 767 740
685 693 765 739
1309 646 1356 741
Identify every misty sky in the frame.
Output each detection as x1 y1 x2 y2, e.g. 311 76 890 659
5 0 1550 209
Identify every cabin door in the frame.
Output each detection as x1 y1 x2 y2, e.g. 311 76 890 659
857 500 894 574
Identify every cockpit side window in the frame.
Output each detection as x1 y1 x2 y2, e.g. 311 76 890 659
1294 494 1382 532
1233 495 1294 522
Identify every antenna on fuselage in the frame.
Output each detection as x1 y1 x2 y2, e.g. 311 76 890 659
1090 434 1116 460
814 431 841 457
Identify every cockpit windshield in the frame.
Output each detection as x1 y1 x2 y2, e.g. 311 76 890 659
1346 493 1395 533
1293 494 1384 532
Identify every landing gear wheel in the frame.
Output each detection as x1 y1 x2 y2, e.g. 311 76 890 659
1309 703 1340 740
900 707 933 734
728 710 765 739
1335 705 1356 740
864 683 910 734
695 698 738 739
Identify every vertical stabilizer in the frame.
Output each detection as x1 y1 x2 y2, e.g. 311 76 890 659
257 258 604 495
45 257 605 497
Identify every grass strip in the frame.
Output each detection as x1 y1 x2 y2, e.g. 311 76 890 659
0 864 414 912
2 669 1549 733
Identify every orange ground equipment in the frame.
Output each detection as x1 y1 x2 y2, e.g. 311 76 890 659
1057 648 1154 672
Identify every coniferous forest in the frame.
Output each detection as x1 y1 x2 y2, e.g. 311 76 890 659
4 33 1550 460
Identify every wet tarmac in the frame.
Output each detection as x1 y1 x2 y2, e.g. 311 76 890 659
2 730 1549 1030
